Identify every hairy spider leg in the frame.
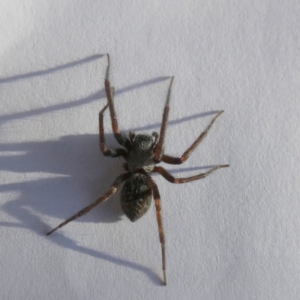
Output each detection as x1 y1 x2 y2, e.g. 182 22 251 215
46 173 131 236
99 87 127 158
153 165 229 183
105 54 130 148
147 176 166 285
162 111 225 164
134 168 166 285
154 76 174 162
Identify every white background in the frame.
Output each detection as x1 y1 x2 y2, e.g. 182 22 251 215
0 1 299 299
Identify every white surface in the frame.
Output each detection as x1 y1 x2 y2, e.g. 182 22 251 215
0 1 299 299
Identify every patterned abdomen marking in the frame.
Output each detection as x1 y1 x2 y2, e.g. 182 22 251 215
121 174 152 222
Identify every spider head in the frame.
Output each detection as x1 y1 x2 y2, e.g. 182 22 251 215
127 132 158 171
129 131 158 149
130 133 155 151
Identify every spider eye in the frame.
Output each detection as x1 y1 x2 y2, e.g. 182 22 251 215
129 131 136 143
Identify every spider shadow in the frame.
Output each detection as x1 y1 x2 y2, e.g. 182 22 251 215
0 133 126 224
0 54 105 84
0 51 170 126
0 132 163 285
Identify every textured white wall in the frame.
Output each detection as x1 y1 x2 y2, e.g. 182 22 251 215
0 1 299 299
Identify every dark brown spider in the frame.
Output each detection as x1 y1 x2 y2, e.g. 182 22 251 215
47 54 229 285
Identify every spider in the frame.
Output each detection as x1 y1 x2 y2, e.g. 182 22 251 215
47 54 229 285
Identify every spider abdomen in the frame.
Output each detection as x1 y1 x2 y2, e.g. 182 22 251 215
121 173 152 222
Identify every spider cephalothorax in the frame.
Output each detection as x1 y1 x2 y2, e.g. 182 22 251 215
125 133 157 172
47 54 229 286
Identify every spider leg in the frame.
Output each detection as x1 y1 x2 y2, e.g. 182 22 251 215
46 173 130 236
153 165 229 183
99 90 127 157
154 76 174 163
105 54 130 148
146 176 167 285
162 111 224 164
